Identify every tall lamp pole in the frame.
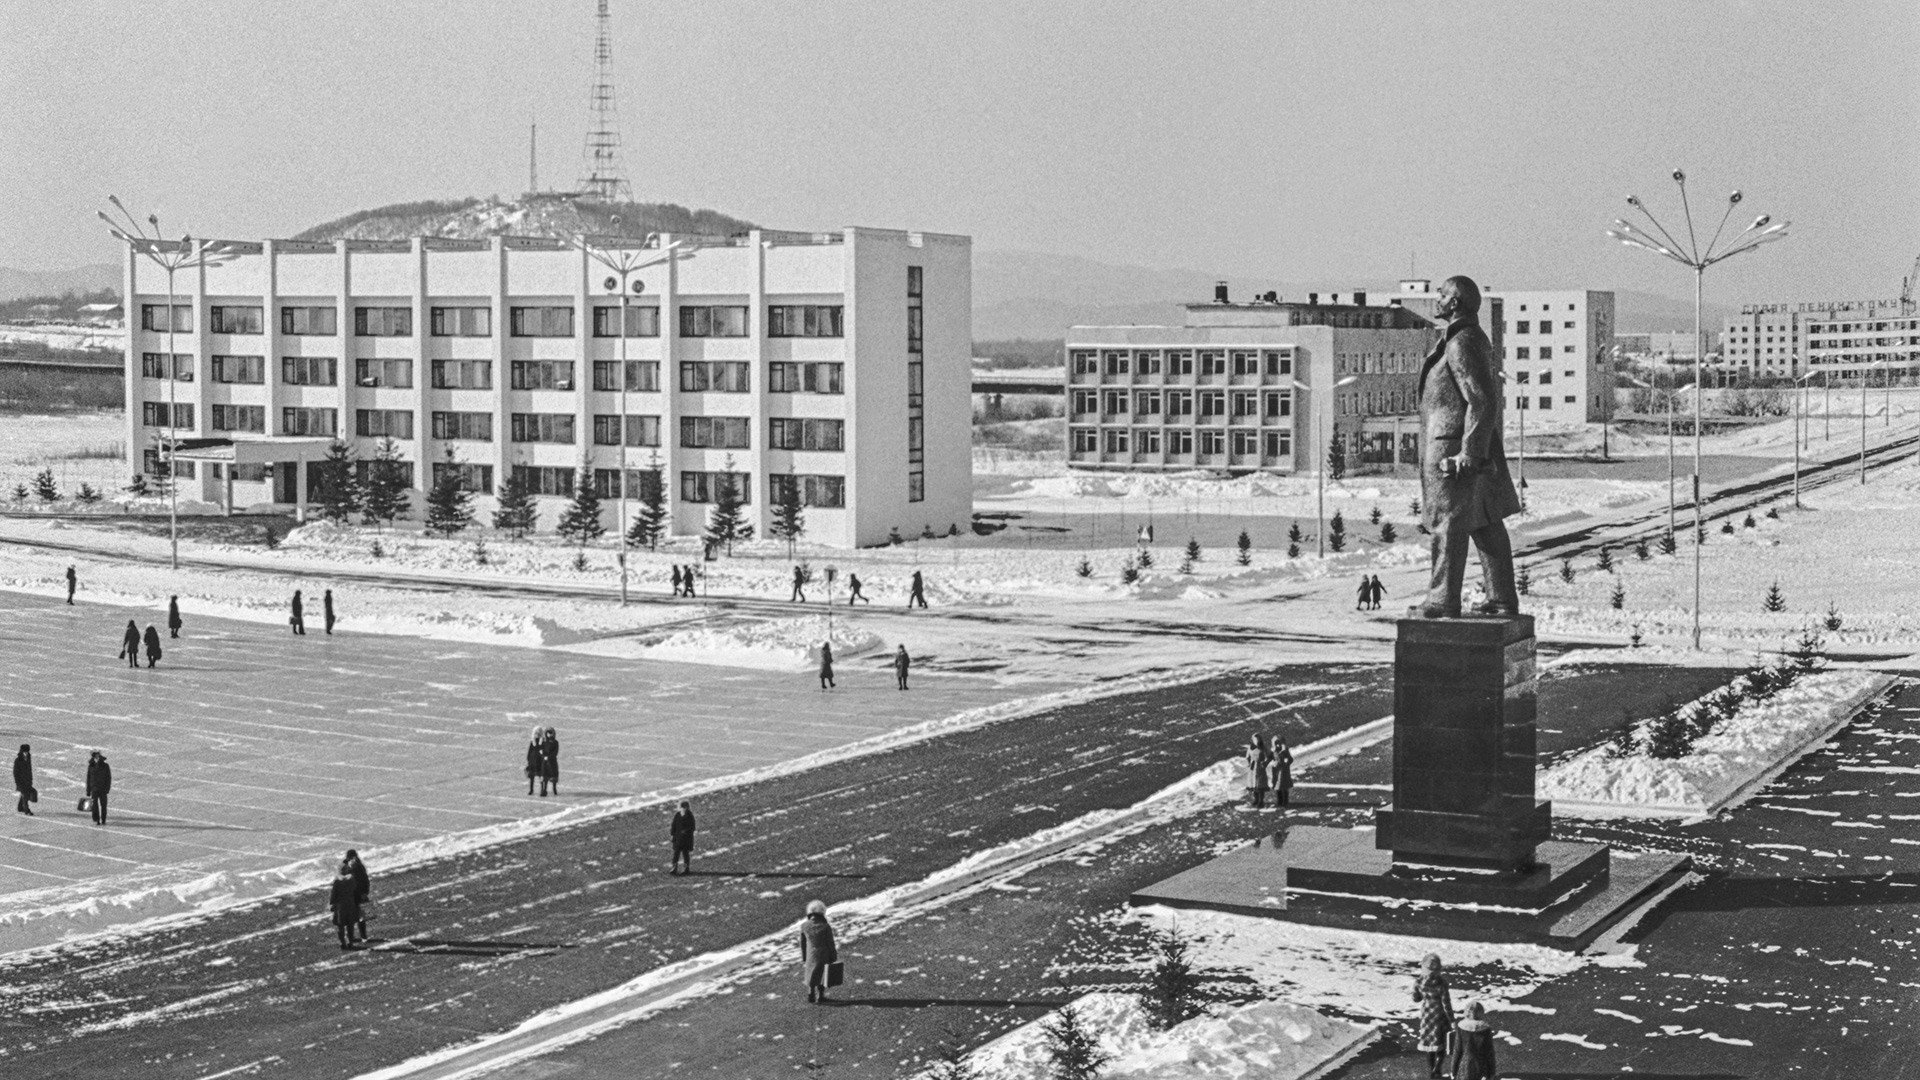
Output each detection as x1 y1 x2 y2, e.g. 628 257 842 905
1793 367 1818 508
1293 374 1358 557
99 198 235 571
1608 171 1789 650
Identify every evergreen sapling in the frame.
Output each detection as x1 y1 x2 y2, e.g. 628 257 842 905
628 460 668 550
1610 581 1625 609
701 459 746 554
1136 548 1154 569
423 449 476 537
1379 521 1397 543
32 468 58 502
1516 564 1531 596
1120 556 1140 585
8 483 25 502
125 474 150 497
1039 1004 1110 1080
1140 927 1208 1031
1658 531 1677 555
1368 505 1382 525
771 478 806 558
1559 557 1575 583
1236 529 1252 566
1287 520 1303 544
491 468 539 539
557 469 607 544
75 482 101 505
361 438 411 526
1596 546 1613 572
1762 581 1786 613
1634 538 1650 561
315 441 361 524
1327 512 1346 553
1184 537 1201 563
1824 603 1843 632
1075 556 1093 579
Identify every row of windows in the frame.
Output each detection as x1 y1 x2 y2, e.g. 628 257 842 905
144 304 808 340
1336 353 1416 376
1508 320 1575 334
1070 427 1293 457
1335 389 1420 417
1509 370 1578 385
768 473 845 508
439 466 842 509
149 356 853 397
1071 349 1296 378
142 402 193 428
1511 346 1555 360
1072 388 1295 419
768 418 845 451
1514 396 1578 410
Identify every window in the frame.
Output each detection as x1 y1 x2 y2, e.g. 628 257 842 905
1198 429 1225 455
1167 429 1193 455
1134 390 1162 415
1103 351 1130 376
1102 390 1128 415
1071 427 1099 453
203 305 262 335
592 360 661 391
431 411 493 441
768 361 845 394
1231 351 1259 376
1515 321 1530 334
1538 346 1552 360
1199 390 1226 418
212 404 265 433
355 357 414 388
1263 430 1291 458
211 355 265 384
514 465 575 496
356 409 414 439
142 449 197 480
141 304 191 332
1538 371 1552 385
510 306 574 337
1534 321 1551 336
1070 350 1098 376
432 460 494 495
1231 391 1258 418
768 418 845 451
1538 396 1553 410
592 414 662 447
679 361 751 393
353 459 414 488
1166 390 1194 417
281 307 337 336
1200 351 1227 376
143 401 194 428
1515 347 1531 360
591 306 659 338
431 359 493 389
1264 350 1293 376
354 307 412 337
1169 350 1195 376
510 413 575 443
141 352 192 380
281 406 337 436
1137 351 1163 375
679 415 751 449
430 306 491 337
908 416 924 463
1263 391 1292 419
1564 395 1577 404
678 305 748 337
770 473 847 509
1231 430 1259 456
680 470 751 504
1102 429 1130 454
1072 390 1099 415
1564 321 1575 329
281 356 338 386
510 360 575 390
1135 428 1162 454
907 306 923 353
907 265 923 298
767 305 845 337
1513 370 1530 384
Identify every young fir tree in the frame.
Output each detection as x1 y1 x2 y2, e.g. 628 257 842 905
1408 496 1421 516
1179 554 1194 575
1287 520 1303 544
1634 538 1650 561
557 469 607 544
1040 1005 1111 1080
1559 557 1575 583
1743 512 1757 529
1368 505 1382 525
11 482 28 502
1075 556 1093 579
1185 537 1202 563
703 461 747 555
423 449 476 537
888 525 904 546
492 467 539 539
1516 564 1531 596
125 474 150 497
1287 539 1301 559
1236 529 1252 566
1380 521 1398 543
32 467 58 502
1789 628 1827 672
1326 433 1346 481
1136 548 1154 569
360 438 410 526
770 476 806 558
1327 512 1346 553
1610 580 1626 609
1658 530 1678 556
1140 927 1207 1031
1596 546 1614 572
75 483 101 505
314 441 361 524
1719 520 1735 535
1824 602 1844 632
1762 581 1786 613
627 460 669 550
1120 556 1140 585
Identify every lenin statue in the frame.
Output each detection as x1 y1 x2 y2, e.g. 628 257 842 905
1413 276 1521 618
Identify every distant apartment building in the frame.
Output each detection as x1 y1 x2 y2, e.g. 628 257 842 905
121 228 972 548
1065 285 1452 474
1805 307 1920 382
1721 308 1807 377
1724 299 1916 382
1487 288 1615 422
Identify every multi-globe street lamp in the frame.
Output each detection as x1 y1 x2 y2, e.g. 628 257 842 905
1607 170 1789 650
98 197 236 571
1293 374 1358 557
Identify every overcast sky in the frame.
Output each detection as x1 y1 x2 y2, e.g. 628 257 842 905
3 0 1915 303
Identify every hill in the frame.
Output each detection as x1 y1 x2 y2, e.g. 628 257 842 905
0 264 120 303
294 195 757 243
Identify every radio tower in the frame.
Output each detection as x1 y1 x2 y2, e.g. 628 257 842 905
577 0 633 203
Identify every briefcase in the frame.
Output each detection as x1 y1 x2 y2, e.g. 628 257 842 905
826 961 845 988
77 796 89 812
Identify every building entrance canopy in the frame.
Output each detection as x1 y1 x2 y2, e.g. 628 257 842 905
164 436 337 519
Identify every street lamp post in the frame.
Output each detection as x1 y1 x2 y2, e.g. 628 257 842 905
1792 368 1818 508
1665 381 1693 539
1860 359 1882 484
1293 374 1358 557
1498 372 1528 512
1608 171 1788 650
99 198 236 571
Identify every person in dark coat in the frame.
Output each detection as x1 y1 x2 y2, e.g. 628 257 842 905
790 565 807 603
684 565 698 597
799 899 837 1003
65 565 76 605
893 644 910 691
1356 574 1372 611
671 565 684 597
670 801 696 875
323 589 335 634
344 849 370 941
1368 574 1387 611
328 864 362 949
1413 953 1456 1078
1242 736 1269 809
818 642 835 690
142 624 162 668
1449 1000 1498 1080
167 595 183 638
1268 737 1294 808
539 727 559 796
907 570 928 609
846 572 870 605
525 726 544 795
119 619 141 668
12 743 32 816
290 590 306 635
85 750 111 825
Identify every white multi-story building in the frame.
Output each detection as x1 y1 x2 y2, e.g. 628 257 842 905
1806 310 1920 382
121 227 972 548
1725 299 1915 382
1484 288 1616 422
1721 309 1806 378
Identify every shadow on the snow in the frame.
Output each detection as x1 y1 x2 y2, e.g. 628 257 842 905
373 938 578 957
1676 872 1920 913
825 996 1069 1010
682 870 873 881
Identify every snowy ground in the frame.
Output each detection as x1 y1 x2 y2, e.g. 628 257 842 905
0 410 125 499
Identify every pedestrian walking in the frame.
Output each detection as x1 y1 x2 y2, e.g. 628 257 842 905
1412 953 1456 1079
65 565 76 605
167 595 183 638
118 619 141 668
846 572 870 605
539 727 560 796
1369 574 1387 611
818 642 836 690
799 899 838 1004
893 644 910 690
1449 1000 1499 1080
670 800 696 875
142 624 163 668
290 590 306 635
682 564 698 597
671 564 684 597
1356 574 1372 611
84 750 111 825
790 565 808 603
907 570 928 609
1242 736 1269 810
328 862 362 949
323 589 335 634
12 743 33 816
345 849 370 942
1269 737 1294 808
524 726 544 795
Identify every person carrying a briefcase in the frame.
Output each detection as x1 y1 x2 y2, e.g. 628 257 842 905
800 899 839 1004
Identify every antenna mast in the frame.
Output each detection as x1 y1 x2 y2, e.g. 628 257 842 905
529 122 538 194
578 0 634 203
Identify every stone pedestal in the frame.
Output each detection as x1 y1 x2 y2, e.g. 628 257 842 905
1373 615 1547 871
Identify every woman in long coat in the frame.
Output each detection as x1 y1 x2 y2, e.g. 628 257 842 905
1242 736 1269 809
119 620 140 669
1268 737 1294 808
799 899 838 1003
818 642 835 690
329 864 362 949
1412 953 1456 1079
344 849 371 942
141 624 163 668
1449 1000 1498 1080
539 727 560 796
167 595 183 638
525 726 544 795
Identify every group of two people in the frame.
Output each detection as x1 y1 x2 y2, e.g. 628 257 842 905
524 727 561 796
1355 574 1389 611
818 643 912 690
12 744 112 824
1241 734 1294 810
327 849 372 949
669 565 701 598
789 567 878 605
288 589 336 635
117 596 184 668
1413 953 1499 1080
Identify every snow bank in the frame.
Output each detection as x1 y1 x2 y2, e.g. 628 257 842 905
1541 670 1894 817
941 992 1374 1080
637 615 882 670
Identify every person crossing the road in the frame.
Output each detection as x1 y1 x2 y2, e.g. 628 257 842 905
893 644 911 690
65 565 76 605
790 565 808 603
290 590 306 635
847 573 870 605
118 619 140 668
167 595 183 638
907 570 928 609
323 589 336 634
670 801 696 875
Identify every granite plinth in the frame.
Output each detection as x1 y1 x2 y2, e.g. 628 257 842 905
1129 826 1692 951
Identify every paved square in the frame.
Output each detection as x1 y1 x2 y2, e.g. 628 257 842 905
0 590 1042 914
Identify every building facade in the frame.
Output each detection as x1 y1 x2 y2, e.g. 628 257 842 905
1721 310 1806 378
1723 300 1916 382
1805 310 1920 381
1486 288 1616 422
122 228 972 548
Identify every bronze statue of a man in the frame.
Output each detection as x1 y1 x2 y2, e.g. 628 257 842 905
1413 276 1521 618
